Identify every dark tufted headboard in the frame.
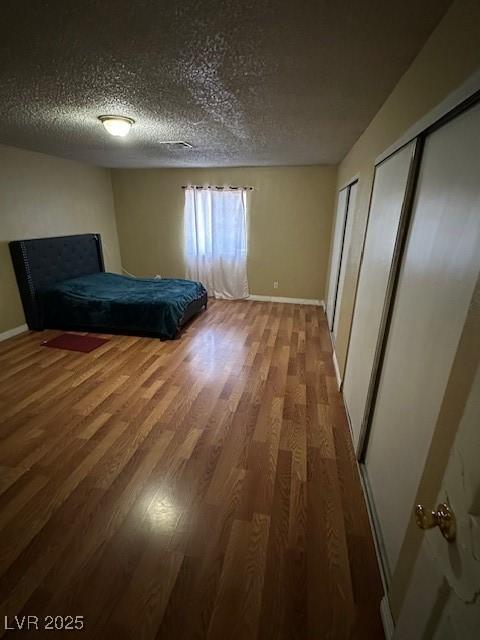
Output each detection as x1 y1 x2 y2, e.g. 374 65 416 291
9 233 105 330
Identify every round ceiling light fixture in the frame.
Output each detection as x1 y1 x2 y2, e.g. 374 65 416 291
98 115 135 137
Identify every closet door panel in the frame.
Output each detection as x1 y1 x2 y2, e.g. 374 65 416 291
343 141 416 452
365 102 480 577
333 182 357 341
326 187 349 329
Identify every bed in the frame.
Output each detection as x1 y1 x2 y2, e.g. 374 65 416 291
9 233 208 339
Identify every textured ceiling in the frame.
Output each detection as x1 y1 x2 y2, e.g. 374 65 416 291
0 0 451 167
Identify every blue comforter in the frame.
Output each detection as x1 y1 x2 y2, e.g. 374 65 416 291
40 272 207 339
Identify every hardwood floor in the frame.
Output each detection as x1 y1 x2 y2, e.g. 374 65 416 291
0 300 384 639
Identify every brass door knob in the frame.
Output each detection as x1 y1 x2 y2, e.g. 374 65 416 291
414 503 456 542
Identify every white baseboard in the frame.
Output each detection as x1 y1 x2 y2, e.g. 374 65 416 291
0 324 28 343
326 322 342 389
380 596 394 640
332 343 342 389
248 295 323 307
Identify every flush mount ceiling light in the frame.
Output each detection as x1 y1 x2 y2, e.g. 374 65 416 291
98 115 134 137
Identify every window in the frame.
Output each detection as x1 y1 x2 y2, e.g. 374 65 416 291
184 188 249 299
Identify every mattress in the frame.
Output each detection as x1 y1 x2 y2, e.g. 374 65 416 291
40 272 207 339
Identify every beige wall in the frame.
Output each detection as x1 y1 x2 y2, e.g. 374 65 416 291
330 0 480 377
112 166 337 301
0 144 121 334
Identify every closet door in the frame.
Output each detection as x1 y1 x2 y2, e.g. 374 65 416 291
332 182 357 342
326 187 349 329
364 101 480 578
343 141 417 453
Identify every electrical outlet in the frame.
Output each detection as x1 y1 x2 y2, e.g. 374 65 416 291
273 281 279 289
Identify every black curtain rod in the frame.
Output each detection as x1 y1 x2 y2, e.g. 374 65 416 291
181 185 253 191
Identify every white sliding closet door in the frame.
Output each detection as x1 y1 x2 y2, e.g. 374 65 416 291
365 101 480 578
332 181 357 342
326 187 349 329
343 141 416 453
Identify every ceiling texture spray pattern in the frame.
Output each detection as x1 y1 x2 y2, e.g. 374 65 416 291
0 0 451 167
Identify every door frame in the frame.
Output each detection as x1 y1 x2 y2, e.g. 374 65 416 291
327 179 358 336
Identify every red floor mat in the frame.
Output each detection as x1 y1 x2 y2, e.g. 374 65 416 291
42 333 109 353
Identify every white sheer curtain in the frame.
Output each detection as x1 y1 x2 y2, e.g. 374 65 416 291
184 188 249 299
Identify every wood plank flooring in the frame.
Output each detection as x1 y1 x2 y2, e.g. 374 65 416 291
0 300 384 639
